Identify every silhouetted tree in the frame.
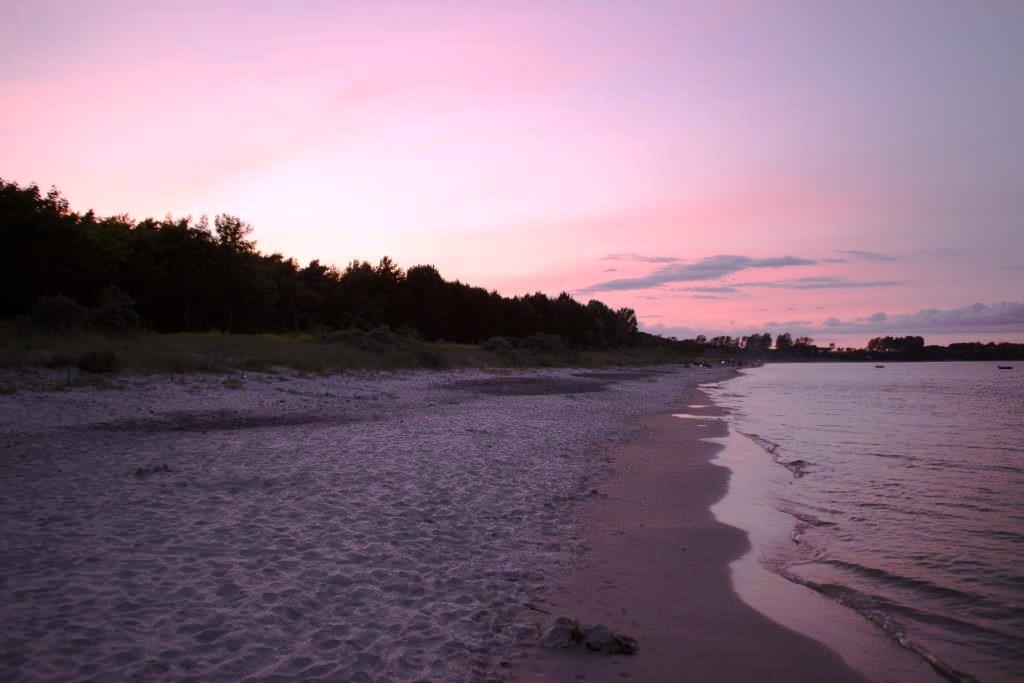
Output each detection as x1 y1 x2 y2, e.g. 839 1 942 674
0 179 652 348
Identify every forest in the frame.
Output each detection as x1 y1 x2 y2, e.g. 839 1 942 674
0 179 639 349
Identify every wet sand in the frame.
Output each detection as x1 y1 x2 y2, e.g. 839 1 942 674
517 386 866 682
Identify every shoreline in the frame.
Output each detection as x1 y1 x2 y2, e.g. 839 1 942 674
515 381 867 682
707 397 941 683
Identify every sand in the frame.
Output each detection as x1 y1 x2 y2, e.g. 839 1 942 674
0 365 735 681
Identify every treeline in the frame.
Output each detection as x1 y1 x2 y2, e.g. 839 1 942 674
686 331 817 355
685 332 1024 362
0 180 639 347
859 338 1024 362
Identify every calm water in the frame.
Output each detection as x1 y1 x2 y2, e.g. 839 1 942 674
706 362 1024 683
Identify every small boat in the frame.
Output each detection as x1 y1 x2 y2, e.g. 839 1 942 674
998 365 1013 370
875 365 885 368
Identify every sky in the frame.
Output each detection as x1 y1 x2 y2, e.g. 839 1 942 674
3 0 1023 346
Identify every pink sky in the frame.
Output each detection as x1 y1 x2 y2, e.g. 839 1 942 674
3 1 1022 345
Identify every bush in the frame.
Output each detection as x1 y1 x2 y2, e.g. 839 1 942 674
393 324 420 340
416 348 446 368
78 350 119 374
520 333 566 352
369 326 397 345
318 328 370 346
89 286 140 334
319 326 400 351
11 314 32 336
42 352 79 368
481 336 517 355
32 295 86 334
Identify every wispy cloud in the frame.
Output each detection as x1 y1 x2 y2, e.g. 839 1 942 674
837 249 898 262
671 276 903 294
919 248 956 258
583 254 815 293
672 285 741 293
600 253 680 263
744 276 906 290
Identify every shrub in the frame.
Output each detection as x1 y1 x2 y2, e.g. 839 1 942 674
78 350 119 374
520 333 566 352
318 328 369 346
32 295 86 334
42 352 79 368
89 286 140 334
319 326 401 351
308 324 333 338
393 324 420 340
11 314 32 336
416 348 446 368
369 326 397 345
481 336 517 355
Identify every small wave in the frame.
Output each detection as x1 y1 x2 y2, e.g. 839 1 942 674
782 509 836 547
737 430 814 478
986 529 1024 544
671 413 725 421
781 508 837 529
781 459 809 478
863 451 911 460
737 430 781 455
822 559 992 606
777 571 982 683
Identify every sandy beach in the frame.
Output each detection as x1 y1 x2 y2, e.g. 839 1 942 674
0 365 719 681
0 364 872 682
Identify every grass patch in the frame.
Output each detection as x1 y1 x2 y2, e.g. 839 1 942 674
0 323 694 375
78 350 119 374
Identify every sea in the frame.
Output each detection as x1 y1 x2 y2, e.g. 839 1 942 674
705 362 1023 683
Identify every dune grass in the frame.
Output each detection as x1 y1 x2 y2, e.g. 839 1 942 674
0 324 693 376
